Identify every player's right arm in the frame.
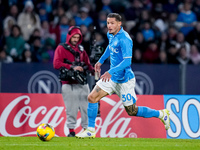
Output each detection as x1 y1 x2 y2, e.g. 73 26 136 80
95 46 110 77
98 46 110 65
94 62 101 79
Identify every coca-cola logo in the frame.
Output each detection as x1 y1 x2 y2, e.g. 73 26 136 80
0 94 66 136
0 94 165 138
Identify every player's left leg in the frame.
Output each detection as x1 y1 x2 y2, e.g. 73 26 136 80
119 78 170 130
124 104 159 118
124 104 170 130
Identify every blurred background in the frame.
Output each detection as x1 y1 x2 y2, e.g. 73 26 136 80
0 0 200 94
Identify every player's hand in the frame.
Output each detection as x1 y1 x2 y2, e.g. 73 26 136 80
94 62 102 78
73 66 84 72
101 71 111 82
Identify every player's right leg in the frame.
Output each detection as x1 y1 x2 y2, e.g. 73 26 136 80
75 84 109 139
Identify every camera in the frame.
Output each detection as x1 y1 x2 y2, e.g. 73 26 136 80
90 45 103 65
59 67 87 85
89 26 104 65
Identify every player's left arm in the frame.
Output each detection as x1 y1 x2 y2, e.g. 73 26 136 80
101 37 132 82
108 37 132 75
101 58 131 82
107 58 131 75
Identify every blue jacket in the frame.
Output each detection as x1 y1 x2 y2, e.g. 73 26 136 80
176 11 197 35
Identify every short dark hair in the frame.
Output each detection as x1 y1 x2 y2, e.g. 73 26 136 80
107 13 122 22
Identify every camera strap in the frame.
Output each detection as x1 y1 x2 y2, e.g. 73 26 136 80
58 43 87 84
59 43 84 63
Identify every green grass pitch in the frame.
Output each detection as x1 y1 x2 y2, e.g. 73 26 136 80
0 137 199 150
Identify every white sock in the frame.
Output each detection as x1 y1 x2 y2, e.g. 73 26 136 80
88 127 95 132
158 110 164 118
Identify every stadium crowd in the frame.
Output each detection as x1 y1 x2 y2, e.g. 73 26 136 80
0 0 200 65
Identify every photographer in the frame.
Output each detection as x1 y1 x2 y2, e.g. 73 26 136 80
53 26 94 137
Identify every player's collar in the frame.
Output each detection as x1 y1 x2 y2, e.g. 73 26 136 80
118 27 123 34
108 27 123 37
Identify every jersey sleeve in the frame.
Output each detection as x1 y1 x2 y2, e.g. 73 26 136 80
98 45 110 64
108 58 132 75
120 35 133 59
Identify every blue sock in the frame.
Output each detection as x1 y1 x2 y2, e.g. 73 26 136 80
87 102 98 128
136 106 159 118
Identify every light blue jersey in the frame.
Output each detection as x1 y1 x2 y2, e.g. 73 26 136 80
99 27 135 83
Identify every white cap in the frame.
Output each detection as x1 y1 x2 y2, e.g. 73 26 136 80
25 1 34 9
80 7 89 13
154 19 166 32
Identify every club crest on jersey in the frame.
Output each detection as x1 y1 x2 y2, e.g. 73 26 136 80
114 41 118 46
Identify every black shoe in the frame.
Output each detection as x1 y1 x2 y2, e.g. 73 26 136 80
68 132 75 137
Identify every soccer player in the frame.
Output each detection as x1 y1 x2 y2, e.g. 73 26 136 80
76 13 170 138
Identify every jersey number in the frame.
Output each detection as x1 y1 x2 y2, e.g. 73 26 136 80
122 93 133 102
